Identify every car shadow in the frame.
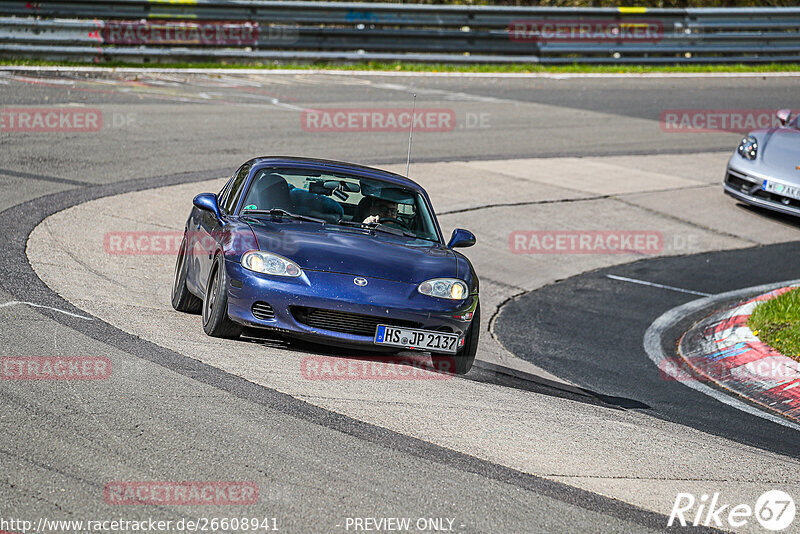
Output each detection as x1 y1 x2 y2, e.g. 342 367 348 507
240 328 650 411
735 201 800 229
468 360 651 411
241 327 462 374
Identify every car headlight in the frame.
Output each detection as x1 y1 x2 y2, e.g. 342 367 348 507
418 278 468 300
738 135 758 160
241 251 302 277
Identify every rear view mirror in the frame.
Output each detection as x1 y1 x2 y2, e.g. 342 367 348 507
323 180 360 201
777 109 792 126
323 180 360 192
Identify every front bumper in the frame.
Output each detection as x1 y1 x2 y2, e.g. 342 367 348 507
224 262 477 349
723 164 800 218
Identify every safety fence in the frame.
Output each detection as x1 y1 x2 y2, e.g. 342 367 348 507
0 1 798 64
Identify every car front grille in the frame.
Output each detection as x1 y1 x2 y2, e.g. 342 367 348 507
725 170 758 192
291 307 420 337
727 170 800 209
252 302 275 320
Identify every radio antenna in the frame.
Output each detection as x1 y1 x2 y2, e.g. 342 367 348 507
405 93 417 178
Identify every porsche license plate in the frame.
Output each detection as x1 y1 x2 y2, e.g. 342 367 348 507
763 179 800 201
374 325 459 354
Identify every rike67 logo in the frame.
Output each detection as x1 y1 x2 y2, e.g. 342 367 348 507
668 490 795 531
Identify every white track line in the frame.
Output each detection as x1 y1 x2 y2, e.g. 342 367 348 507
606 274 712 297
2 66 800 79
0 300 93 320
643 280 800 432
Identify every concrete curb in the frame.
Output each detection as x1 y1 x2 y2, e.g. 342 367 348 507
678 286 800 423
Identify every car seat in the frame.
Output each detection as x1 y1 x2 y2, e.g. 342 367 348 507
290 187 344 222
354 196 373 222
248 172 293 211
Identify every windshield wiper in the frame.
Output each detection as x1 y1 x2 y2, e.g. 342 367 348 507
241 208 326 225
334 220 424 240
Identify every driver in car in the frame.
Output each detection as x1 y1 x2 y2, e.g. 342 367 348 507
362 197 399 224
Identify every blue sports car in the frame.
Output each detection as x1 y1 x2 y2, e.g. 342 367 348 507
171 157 480 374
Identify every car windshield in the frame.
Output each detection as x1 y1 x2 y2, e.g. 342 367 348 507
239 168 440 243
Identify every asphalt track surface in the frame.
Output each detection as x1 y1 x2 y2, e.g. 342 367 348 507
1 70 799 533
1 175 677 534
495 241 800 459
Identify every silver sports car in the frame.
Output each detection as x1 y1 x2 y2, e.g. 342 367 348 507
724 109 800 217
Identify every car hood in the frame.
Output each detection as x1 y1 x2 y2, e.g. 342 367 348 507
754 128 800 180
244 219 457 284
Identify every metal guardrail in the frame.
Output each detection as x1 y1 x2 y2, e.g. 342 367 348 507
0 1 799 64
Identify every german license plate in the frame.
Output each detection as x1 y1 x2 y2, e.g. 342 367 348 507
374 325 459 354
763 179 800 200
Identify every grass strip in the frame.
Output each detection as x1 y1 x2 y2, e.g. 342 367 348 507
749 287 800 363
2 58 800 74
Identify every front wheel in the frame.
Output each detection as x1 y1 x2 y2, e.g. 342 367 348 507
432 303 479 375
171 236 202 313
202 255 243 339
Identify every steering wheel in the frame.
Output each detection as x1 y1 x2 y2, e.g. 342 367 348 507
378 217 409 229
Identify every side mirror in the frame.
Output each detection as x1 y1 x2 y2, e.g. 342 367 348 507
447 228 476 249
777 109 792 126
193 193 223 221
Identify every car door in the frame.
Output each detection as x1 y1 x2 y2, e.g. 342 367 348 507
186 172 232 294
196 163 251 295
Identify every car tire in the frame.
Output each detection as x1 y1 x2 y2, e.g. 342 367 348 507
202 254 243 339
432 302 479 375
171 236 202 314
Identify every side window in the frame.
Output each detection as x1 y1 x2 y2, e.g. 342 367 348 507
222 163 251 214
217 173 237 213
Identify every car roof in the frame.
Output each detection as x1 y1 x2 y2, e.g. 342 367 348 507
246 156 426 192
